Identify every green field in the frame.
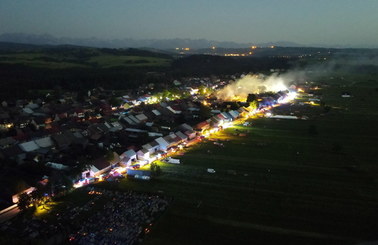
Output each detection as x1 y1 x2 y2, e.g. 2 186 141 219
0 52 171 69
95 85 378 245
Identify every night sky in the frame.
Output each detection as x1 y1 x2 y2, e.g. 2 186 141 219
1 0 377 47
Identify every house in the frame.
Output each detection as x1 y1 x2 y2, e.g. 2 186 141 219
135 113 148 122
51 133 71 150
34 136 54 149
163 133 182 148
120 149 137 167
106 121 123 132
19 141 40 153
219 112 231 122
120 149 137 160
137 148 150 160
87 124 105 141
166 106 182 114
179 123 193 132
175 131 188 142
228 110 240 119
210 116 222 127
128 115 140 124
195 121 210 132
121 116 135 126
154 137 170 151
151 109 162 116
142 141 160 154
82 152 120 178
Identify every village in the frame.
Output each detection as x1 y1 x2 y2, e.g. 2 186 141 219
0 71 329 244
0 72 319 214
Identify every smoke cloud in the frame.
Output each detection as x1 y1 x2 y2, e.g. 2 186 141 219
215 52 378 101
215 71 304 101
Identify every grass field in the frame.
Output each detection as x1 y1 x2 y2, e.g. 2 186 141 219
94 84 378 245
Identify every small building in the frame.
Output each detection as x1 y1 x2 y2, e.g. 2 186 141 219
34 136 54 149
142 141 160 154
137 148 150 161
175 131 188 142
83 152 120 178
195 121 210 132
120 149 137 167
154 137 170 151
19 141 40 153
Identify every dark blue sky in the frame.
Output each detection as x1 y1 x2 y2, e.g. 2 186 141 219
1 0 377 47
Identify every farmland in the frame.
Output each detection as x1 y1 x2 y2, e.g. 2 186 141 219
0 52 171 69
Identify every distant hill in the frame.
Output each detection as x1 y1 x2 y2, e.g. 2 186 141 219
0 43 173 69
0 33 304 49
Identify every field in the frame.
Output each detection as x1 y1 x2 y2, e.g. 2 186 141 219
97 85 378 245
0 52 171 69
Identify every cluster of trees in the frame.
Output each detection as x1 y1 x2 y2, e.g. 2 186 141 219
150 162 162 177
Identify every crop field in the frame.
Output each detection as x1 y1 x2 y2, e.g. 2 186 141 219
97 85 378 245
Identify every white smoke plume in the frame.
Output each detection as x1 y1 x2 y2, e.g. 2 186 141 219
215 72 303 101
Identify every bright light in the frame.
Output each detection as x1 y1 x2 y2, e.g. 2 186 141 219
223 122 233 128
278 91 297 104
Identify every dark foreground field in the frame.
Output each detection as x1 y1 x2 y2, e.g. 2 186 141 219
101 86 378 245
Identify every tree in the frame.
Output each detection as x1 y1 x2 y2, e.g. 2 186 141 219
17 193 32 211
199 104 211 119
246 93 257 103
30 187 44 207
150 163 162 177
109 97 122 107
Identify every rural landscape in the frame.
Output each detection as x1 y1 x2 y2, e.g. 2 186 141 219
1 1 378 245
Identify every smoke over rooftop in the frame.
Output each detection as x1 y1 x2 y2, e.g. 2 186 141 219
215 72 301 101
